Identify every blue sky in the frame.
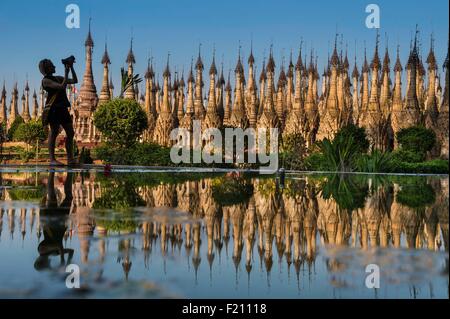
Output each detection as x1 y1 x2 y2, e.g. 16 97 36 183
0 0 448 100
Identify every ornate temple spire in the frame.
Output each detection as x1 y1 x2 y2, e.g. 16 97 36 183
275 56 287 127
144 57 156 141
424 33 440 155
180 59 195 132
258 57 267 116
186 60 195 115
257 46 279 130
203 48 222 130
124 38 136 100
368 31 381 112
425 34 438 115
8 83 19 128
78 19 97 102
194 44 205 119
22 83 30 122
392 45 403 111
327 36 340 113
380 42 391 112
109 74 114 98
361 46 370 111
32 90 38 120
75 19 98 143
352 54 360 125
224 70 232 125
0 82 6 124
247 45 259 128
229 45 248 129
405 27 421 113
436 34 449 159
153 53 175 147
216 62 225 121
99 42 111 105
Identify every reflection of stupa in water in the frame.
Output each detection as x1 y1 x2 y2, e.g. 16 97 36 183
0 172 448 288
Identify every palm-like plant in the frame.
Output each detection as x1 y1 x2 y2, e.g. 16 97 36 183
119 67 143 98
316 134 360 172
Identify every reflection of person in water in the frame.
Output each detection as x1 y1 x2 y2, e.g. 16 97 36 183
34 171 74 271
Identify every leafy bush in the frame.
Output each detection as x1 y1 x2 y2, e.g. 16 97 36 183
391 149 425 163
93 98 148 148
7 117 24 140
334 124 370 154
304 152 328 171
315 134 361 172
18 149 36 162
355 150 392 173
387 159 449 174
13 120 47 145
281 133 307 170
396 126 436 154
94 142 172 166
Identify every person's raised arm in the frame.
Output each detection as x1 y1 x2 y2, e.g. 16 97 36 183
67 65 78 84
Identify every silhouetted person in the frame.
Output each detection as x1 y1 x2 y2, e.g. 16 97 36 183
34 171 74 271
39 59 78 166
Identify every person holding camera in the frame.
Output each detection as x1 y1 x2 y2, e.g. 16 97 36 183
39 57 78 166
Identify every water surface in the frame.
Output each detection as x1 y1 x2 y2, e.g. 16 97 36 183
0 167 448 298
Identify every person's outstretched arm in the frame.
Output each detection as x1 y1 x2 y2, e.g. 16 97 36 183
67 65 78 84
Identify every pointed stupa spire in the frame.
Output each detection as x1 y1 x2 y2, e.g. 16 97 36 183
101 42 111 65
259 57 267 82
370 30 381 70
196 43 204 70
295 40 303 71
382 38 390 73
145 57 154 79
287 49 294 78
188 57 195 83
126 37 136 64
394 44 403 72
248 39 255 65
218 61 225 87
330 33 340 66
163 52 171 78
426 33 437 70
407 26 420 69
352 53 359 78
1 81 6 98
266 44 275 73
235 42 244 75
85 18 94 47
225 69 232 92
209 46 217 75
362 45 369 73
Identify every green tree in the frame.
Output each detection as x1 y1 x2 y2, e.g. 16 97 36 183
396 126 436 155
93 98 148 148
7 116 24 141
334 124 370 154
13 120 47 145
281 133 308 170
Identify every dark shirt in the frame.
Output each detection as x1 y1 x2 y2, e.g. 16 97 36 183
42 75 71 108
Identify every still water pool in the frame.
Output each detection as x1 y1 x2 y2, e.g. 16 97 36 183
0 167 448 298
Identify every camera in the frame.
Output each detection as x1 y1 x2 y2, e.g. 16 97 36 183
61 55 76 66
